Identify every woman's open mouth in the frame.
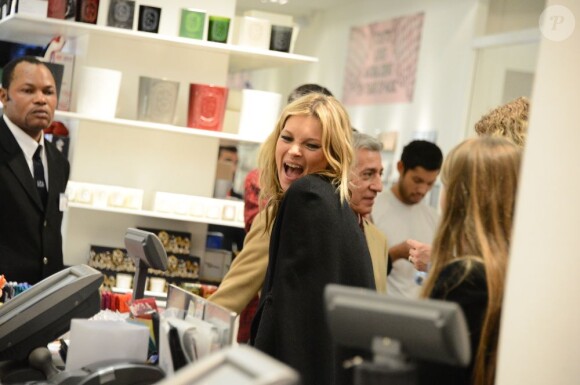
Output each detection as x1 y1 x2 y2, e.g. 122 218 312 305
284 162 304 179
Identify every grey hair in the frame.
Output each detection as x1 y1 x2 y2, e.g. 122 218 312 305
352 131 383 152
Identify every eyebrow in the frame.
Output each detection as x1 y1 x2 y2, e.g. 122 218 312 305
18 82 56 88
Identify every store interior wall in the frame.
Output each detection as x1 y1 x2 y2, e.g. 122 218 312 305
242 0 544 176
247 0 482 162
496 0 579 382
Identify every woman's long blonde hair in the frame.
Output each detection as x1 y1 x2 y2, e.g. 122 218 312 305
257 93 353 229
421 136 522 385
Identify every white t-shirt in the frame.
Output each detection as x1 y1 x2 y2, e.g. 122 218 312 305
372 188 439 298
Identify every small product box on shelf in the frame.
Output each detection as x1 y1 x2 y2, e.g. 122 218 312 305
75 66 122 118
47 0 67 19
187 83 228 131
153 192 244 226
107 0 136 29
242 10 293 28
179 8 206 40
269 24 293 52
52 51 75 111
76 0 99 24
206 232 224 249
137 5 161 33
1 0 16 18
14 0 47 17
231 16 271 49
137 76 180 125
207 15 231 43
242 10 298 53
66 181 144 210
228 89 282 141
200 248 232 283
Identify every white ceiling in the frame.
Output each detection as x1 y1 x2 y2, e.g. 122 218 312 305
235 0 353 18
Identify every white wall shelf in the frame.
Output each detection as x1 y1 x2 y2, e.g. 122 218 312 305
55 111 263 145
68 203 245 228
0 14 317 72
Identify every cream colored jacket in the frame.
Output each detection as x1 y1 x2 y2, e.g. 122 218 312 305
208 210 388 313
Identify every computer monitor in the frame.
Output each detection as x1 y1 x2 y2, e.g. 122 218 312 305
152 345 299 385
0 265 103 361
324 284 471 366
124 228 168 301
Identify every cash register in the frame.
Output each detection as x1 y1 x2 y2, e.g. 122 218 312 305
0 228 167 384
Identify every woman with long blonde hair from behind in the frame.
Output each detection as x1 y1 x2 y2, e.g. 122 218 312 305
418 136 521 385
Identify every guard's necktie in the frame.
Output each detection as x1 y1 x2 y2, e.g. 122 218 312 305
33 145 48 208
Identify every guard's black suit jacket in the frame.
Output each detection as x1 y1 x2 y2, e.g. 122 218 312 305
0 117 70 284
251 174 376 385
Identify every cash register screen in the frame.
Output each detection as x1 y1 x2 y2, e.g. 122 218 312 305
0 265 103 361
324 284 471 366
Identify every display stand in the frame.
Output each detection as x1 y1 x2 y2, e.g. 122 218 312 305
165 284 237 348
156 285 237 376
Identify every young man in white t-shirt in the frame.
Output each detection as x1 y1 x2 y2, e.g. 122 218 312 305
372 140 443 298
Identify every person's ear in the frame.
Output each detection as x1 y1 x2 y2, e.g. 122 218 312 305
0 88 8 104
396 161 404 175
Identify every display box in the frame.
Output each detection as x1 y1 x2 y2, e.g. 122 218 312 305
153 192 244 226
66 181 144 210
138 5 161 33
51 51 75 111
75 66 122 118
187 83 228 131
228 89 282 141
206 232 224 249
15 0 47 16
269 24 293 52
242 10 299 53
207 15 230 43
76 0 99 24
231 16 271 49
179 8 206 39
107 0 135 29
1 0 16 19
47 0 66 19
137 76 180 124
242 9 293 28
200 248 232 283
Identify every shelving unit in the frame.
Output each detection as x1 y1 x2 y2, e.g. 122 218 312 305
0 14 317 72
0 4 317 266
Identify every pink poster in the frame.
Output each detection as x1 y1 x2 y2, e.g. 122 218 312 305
343 12 424 105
